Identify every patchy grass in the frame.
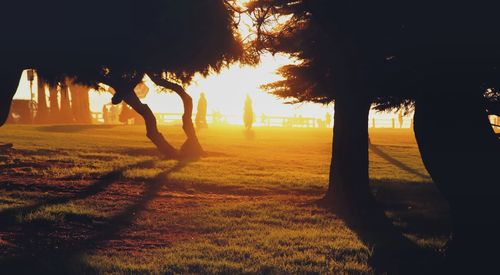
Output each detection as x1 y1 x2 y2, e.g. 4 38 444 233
0 125 449 274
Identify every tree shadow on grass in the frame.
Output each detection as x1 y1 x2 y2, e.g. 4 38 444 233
0 160 156 227
118 147 164 157
0 159 190 274
369 142 430 180
36 125 118 133
371 179 451 239
318 181 448 274
326 204 444 274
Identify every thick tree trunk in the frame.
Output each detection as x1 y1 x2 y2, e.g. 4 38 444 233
105 77 178 158
325 95 373 211
34 76 49 123
59 83 73 123
48 85 60 122
69 83 91 123
79 87 92 124
414 90 500 268
69 83 81 122
0 70 21 127
149 75 204 158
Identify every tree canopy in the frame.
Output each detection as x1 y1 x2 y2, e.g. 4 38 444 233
246 1 500 110
2 0 243 85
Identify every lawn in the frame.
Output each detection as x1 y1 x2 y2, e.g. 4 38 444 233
0 124 450 274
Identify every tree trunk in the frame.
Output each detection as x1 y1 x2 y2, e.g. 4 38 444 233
149 75 204 158
0 70 21 127
79 87 92 124
34 76 49 124
104 76 178 158
69 83 81 122
69 83 92 123
48 85 60 122
59 83 73 123
414 90 500 268
324 95 373 212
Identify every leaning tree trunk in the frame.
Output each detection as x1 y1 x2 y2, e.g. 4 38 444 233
149 75 204 158
325 94 373 212
34 76 49 123
414 90 500 269
104 76 178 158
0 70 21 127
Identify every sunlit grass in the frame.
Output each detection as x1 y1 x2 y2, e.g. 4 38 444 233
79 199 370 274
16 202 102 224
0 124 445 274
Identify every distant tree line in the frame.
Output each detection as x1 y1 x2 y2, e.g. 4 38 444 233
33 74 92 124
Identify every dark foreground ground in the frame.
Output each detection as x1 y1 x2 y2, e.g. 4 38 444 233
0 125 451 274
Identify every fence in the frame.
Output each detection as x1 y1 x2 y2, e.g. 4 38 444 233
91 112 426 129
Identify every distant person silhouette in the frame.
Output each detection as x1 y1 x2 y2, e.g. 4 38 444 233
102 105 109 124
244 95 254 129
195 93 208 129
398 110 404 128
112 105 122 124
325 112 332 128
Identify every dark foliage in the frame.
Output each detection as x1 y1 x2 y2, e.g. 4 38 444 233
247 1 500 111
1 0 243 86
246 3 500 271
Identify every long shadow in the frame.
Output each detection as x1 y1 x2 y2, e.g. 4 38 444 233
369 142 430 179
0 159 190 274
0 160 156 228
322 203 444 274
36 125 117 133
371 179 451 238
85 161 188 244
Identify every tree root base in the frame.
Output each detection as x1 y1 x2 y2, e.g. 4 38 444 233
158 145 179 159
147 132 179 159
180 138 204 159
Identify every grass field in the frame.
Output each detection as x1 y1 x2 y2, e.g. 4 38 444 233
0 124 451 274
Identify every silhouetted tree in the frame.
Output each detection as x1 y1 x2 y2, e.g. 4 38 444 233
325 113 331 128
48 85 60 122
104 0 243 158
244 95 254 129
247 1 500 268
59 83 73 123
69 83 81 123
248 1 376 210
34 75 49 123
1 0 244 158
195 93 208 129
69 82 92 124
